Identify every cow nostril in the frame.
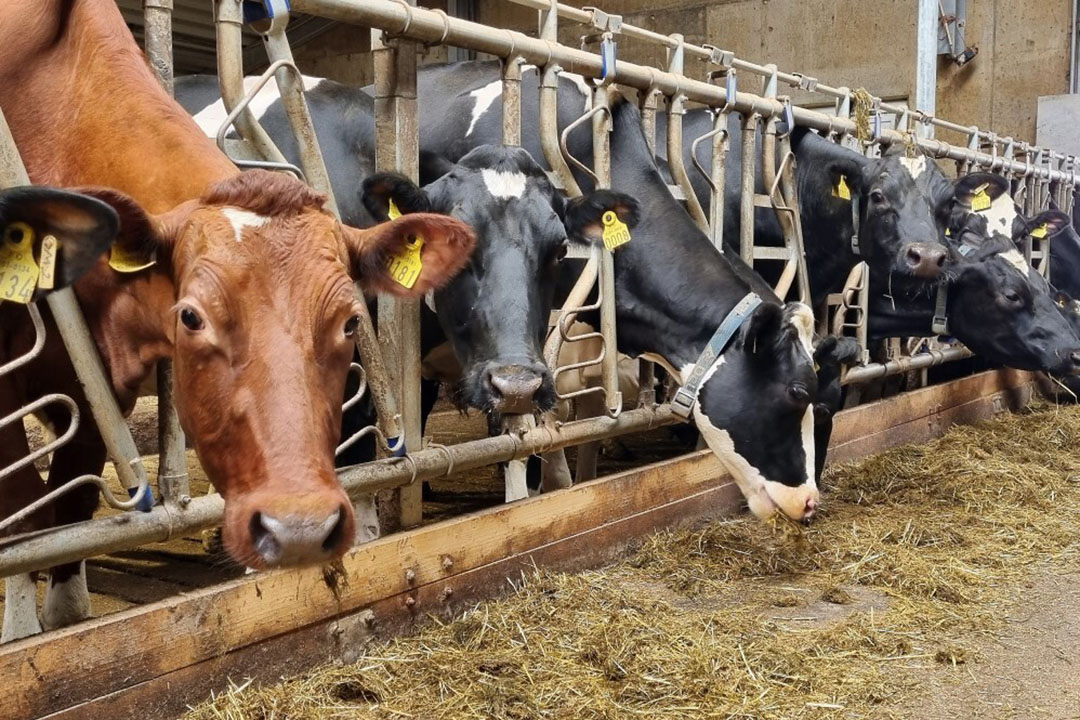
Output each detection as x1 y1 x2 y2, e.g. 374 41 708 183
250 511 282 565
321 505 347 553
906 248 923 267
934 252 946 268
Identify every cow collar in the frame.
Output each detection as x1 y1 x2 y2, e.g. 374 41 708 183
671 292 763 420
931 242 978 335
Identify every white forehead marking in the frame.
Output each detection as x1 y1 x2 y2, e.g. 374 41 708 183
981 192 1018 234
222 208 269 243
787 302 816 359
899 156 928 179
1000 248 1031 276
192 75 323 138
481 169 527 199
466 80 502 136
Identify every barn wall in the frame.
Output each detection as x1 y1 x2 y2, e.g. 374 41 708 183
465 0 1073 145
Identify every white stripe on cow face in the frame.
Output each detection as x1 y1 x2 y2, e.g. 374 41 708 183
681 308 819 522
999 248 1032 277
899 156 928 180
481 169 528 199
222 207 269 243
192 75 323 138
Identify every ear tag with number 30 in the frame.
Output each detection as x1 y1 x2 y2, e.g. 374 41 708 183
971 183 992 213
0 222 40 304
833 175 852 201
387 235 424 289
602 211 631 251
1030 223 1050 239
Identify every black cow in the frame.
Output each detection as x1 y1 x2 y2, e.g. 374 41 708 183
657 110 950 305
416 61 853 523
177 75 635 452
870 172 1080 375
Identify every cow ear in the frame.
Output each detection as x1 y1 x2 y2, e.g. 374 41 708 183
70 187 185 276
341 213 475 298
563 190 640 244
1025 210 1071 240
419 151 456 186
0 186 120 297
361 173 431 222
739 300 785 357
789 127 867 203
952 172 1010 209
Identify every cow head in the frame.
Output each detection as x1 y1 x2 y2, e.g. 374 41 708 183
793 129 949 282
938 175 1080 375
0 186 120 302
366 145 638 422
81 171 474 568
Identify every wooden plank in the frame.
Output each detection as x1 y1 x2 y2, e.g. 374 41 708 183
3 369 1034 720
43 481 743 720
0 451 730 720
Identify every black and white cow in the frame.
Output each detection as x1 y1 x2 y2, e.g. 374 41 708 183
177 75 637 453
870 172 1080 375
657 110 951 306
415 61 853 523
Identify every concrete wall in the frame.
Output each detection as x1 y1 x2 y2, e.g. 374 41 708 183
289 0 1072 145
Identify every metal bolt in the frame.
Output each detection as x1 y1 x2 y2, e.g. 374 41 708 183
442 586 454 600
441 555 454 571
404 595 416 609
405 568 416 584
179 494 191 507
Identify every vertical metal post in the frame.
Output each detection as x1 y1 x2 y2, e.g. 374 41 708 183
634 87 657 408
372 22 423 528
538 0 582 196
593 87 621 415
739 113 759 264
502 56 523 147
144 0 189 507
916 0 937 140
664 34 709 231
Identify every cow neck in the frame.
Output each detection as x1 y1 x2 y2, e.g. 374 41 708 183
794 164 859 302
0 1 238 210
0 0 238 407
607 108 774 371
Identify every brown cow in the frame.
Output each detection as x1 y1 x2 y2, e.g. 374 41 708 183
0 0 474 640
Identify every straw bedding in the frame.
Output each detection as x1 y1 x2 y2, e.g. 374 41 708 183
185 403 1080 719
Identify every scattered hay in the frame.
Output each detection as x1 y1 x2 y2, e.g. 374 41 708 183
186 404 1080 720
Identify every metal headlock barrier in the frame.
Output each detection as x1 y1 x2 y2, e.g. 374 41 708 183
2 0 1079 579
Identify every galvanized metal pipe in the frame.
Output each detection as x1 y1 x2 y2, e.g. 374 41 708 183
915 0 937 140
143 0 175 94
592 88 621 415
842 346 972 385
739 113 758 264
502 55 523 147
289 0 1080 185
664 34 709 231
0 404 680 577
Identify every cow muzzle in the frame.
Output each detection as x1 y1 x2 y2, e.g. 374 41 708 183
486 363 549 414
747 480 821 525
903 241 948 279
239 493 354 567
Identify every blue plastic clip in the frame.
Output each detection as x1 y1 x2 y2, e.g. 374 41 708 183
600 36 617 81
128 485 156 513
726 72 737 104
243 0 290 25
387 436 407 458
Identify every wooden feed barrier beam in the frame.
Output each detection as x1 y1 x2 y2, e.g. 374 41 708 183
0 369 1034 720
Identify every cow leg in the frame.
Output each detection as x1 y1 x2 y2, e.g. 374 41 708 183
2 574 42 642
540 448 573 492
40 407 105 631
503 457 530 502
573 393 606 483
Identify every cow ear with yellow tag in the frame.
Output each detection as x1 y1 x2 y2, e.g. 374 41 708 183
361 172 431 222
0 186 120 303
952 172 1009 216
1024 209 1071 244
563 190 641 250
832 174 852 202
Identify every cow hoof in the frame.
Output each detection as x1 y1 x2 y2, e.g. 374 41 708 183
42 567 91 631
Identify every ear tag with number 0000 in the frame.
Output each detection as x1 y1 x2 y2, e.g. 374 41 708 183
109 244 156 273
0 222 39 304
387 198 402 220
387 235 423 289
833 175 852 201
1030 223 1050 239
601 210 631 251
971 183 992 213
38 235 58 291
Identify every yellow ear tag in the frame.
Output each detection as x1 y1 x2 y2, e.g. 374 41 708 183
601 210 631 251
971 183 992 213
386 235 423 289
1030 223 1049 239
38 235 58 291
945 227 952 237
0 222 39 304
108 244 156 273
833 175 852 201
387 198 402 220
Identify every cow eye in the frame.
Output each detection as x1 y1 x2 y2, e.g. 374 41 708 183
869 189 886 204
1003 289 1022 305
344 315 361 337
179 307 203 332
787 383 811 406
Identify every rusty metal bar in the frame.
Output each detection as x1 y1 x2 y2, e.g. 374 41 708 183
501 55 523 147
739 113 758 264
842 345 972 385
663 34 709 231
372 17 423 528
